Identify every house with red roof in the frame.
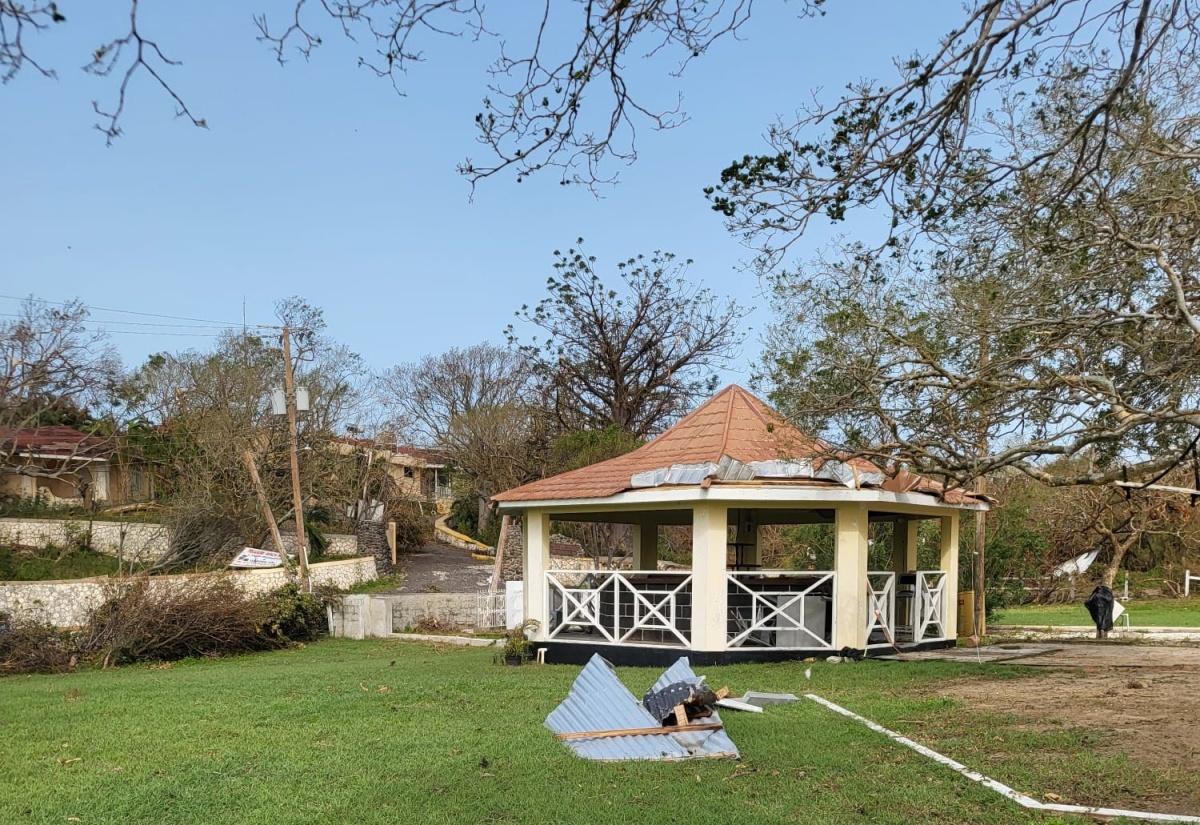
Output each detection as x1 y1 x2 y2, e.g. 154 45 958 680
0 426 141 506
492 385 989 665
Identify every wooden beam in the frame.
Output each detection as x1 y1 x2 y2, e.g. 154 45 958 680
555 723 724 741
242 450 292 573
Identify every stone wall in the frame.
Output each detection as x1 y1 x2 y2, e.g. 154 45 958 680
0 518 170 561
277 532 358 557
0 518 358 562
356 520 391 574
0 556 377 628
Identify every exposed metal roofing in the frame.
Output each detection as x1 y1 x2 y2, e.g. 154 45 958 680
544 654 739 762
630 455 886 490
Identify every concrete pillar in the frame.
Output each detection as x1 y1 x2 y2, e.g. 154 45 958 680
632 522 658 570
691 502 729 652
366 597 391 637
523 509 552 641
891 517 919 574
834 502 870 650
332 594 369 639
940 514 960 639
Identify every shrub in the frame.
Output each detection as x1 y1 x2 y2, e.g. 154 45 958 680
0 613 78 676
84 576 278 667
261 583 327 642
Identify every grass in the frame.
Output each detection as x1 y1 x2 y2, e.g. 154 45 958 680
342 574 401 594
994 596 1200 627
0 543 118 581
0 640 1186 824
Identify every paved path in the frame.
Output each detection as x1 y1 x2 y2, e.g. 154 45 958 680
389 543 495 594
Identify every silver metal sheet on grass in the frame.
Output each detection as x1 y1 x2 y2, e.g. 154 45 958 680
545 654 740 762
741 691 802 707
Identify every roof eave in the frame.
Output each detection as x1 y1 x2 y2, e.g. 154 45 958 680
494 484 989 512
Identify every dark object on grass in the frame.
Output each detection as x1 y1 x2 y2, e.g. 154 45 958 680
837 646 864 661
1084 585 1115 639
642 680 718 725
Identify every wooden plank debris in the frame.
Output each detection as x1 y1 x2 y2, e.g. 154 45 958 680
555 723 725 741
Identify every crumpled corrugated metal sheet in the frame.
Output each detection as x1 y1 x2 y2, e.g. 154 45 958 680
545 654 740 761
813 459 885 488
747 458 815 478
630 454 885 490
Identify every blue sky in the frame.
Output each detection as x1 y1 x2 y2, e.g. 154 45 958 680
2 1 956 386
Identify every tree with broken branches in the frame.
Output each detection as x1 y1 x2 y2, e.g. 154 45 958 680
510 242 746 439
2 1 815 187
755 18 1200 491
118 298 381 570
377 342 533 446
0 297 121 486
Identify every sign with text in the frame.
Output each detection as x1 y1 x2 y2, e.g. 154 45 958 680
229 547 284 569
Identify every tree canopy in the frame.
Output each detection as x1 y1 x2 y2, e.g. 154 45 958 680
510 242 745 439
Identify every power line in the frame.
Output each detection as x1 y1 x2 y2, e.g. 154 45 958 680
0 311 232 331
0 293 279 329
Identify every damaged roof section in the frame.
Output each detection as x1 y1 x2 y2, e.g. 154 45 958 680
494 385 985 505
630 455 886 490
545 654 739 762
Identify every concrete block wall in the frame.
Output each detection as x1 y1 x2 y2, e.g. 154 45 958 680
326 592 480 639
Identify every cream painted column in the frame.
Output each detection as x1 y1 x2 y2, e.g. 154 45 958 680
523 510 552 641
939 513 960 639
834 503 870 650
632 522 658 570
891 517 919 574
690 502 729 652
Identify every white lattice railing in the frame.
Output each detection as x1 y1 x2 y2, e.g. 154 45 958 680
866 572 896 647
726 571 835 650
545 570 693 645
915 570 949 640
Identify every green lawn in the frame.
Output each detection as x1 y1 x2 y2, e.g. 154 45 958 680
0 640 1183 824
994 596 1200 627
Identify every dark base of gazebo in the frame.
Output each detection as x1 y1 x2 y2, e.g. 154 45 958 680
537 638 956 667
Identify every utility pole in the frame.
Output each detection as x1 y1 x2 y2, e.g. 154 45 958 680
973 330 990 639
281 325 311 591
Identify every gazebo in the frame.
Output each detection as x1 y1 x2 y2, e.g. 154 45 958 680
492 386 989 665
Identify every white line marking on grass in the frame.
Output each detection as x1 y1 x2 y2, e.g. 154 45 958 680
804 693 1200 824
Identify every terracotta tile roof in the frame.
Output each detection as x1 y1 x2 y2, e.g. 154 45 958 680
0 426 109 458
492 385 979 505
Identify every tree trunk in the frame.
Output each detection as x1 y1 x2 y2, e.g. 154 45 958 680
1101 533 1136 589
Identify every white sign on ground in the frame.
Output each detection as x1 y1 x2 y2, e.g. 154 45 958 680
229 547 284 569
